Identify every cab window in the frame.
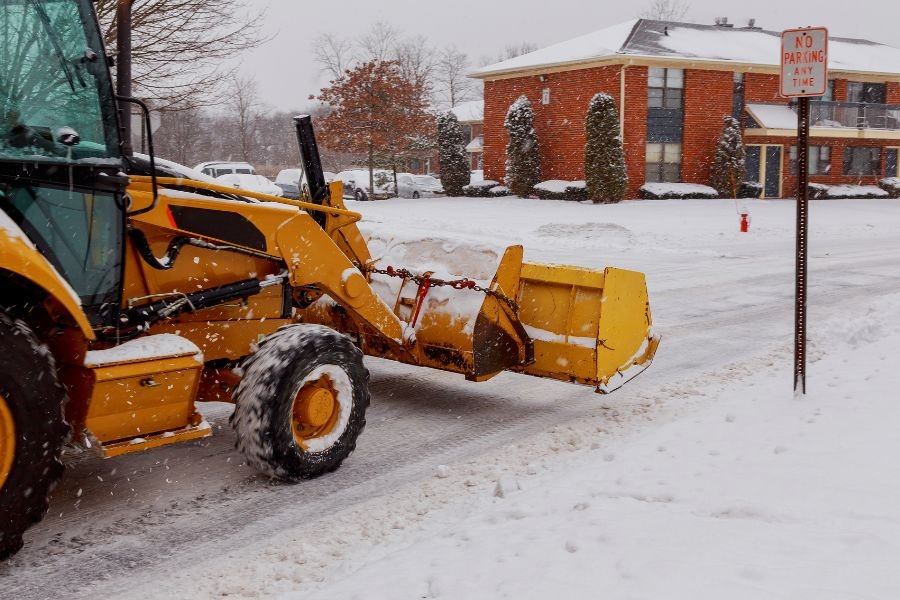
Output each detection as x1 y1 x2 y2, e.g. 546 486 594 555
0 0 120 163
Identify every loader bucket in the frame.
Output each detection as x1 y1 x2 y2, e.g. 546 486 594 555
302 239 657 395
512 263 659 393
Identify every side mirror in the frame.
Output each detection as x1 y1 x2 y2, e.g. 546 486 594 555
57 127 80 146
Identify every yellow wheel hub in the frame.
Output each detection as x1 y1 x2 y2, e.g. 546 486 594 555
291 378 339 449
0 393 15 490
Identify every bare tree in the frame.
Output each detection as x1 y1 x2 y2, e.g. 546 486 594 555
500 41 539 61
394 36 435 91
95 0 268 109
433 46 481 109
312 32 357 80
641 0 690 21
358 22 400 63
478 41 539 67
229 74 261 163
155 105 209 166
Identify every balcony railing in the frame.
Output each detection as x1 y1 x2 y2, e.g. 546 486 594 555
801 101 900 131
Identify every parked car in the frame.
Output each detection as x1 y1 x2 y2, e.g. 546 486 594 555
215 173 284 197
334 169 394 201
274 168 302 199
194 161 256 179
413 174 445 197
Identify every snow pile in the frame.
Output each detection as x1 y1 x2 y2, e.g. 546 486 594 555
362 230 505 334
84 334 202 367
639 182 719 199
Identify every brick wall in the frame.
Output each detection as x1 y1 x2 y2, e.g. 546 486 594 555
682 69 733 187
887 82 900 104
833 79 848 102
483 65 622 185
622 66 648 198
744 73 783 104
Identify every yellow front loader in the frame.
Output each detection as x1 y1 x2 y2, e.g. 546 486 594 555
0 0 657 560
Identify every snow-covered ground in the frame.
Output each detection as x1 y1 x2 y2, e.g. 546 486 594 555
3 196 900 599
293 294 900 600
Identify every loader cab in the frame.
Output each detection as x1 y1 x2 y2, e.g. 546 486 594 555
0 0 127 327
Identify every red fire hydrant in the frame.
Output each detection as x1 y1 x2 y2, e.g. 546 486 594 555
740 212 750 233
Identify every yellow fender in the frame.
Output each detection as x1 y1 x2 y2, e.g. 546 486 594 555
0 220 94 340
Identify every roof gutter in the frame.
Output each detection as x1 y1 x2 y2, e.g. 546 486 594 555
471 54 900 83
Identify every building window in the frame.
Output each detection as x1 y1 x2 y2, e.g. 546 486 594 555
789 145 831 175
645 142 681 183
847 82 886 104
887 148 899 178
460 124 472 143
843 146 881 175
541 88 550 105
648 67 683 109
732 72 744 121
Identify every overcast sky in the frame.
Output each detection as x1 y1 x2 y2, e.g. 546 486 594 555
237 0 900 111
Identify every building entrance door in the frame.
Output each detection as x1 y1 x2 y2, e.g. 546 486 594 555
746 144 783 198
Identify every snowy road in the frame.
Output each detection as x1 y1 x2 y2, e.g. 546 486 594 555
1 198 898 599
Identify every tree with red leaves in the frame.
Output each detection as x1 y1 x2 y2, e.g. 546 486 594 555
316 60 432 195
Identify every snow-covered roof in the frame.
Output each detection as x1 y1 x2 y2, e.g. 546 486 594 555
473 19 900 79
451 100 484 123
473 20 637 78
465 136 484 153
745 103 798 129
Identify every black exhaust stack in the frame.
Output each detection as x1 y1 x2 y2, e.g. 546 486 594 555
116 0 133 156
293 115 331 225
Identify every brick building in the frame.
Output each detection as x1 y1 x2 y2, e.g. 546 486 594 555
451 100 485 171
471 19 900 198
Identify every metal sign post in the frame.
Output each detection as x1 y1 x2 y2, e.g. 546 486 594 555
780 27 828 395
795 97 810 394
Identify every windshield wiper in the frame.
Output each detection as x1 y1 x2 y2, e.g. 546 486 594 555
26 0 79 93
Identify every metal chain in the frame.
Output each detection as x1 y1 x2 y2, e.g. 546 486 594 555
361 264 520 313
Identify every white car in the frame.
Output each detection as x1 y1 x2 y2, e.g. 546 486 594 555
215 173 284 197
335 169 394 201
195 161 256 178
393 173 445 199
274 168 303 199
413 174 444 197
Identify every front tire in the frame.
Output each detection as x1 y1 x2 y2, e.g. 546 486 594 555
412 191 420 199
354 189 368 202
231 324 370 481
0 311 68 560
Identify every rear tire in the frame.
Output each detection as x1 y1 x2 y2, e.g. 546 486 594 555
0 311 68 560
354 189 368 202
231 324 369 481
412 192 420 199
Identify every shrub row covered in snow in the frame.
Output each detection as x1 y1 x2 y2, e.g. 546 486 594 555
879 178 900 198
462 180 510 197
533 180 588 201
639 183 719 199
806 183 889 200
